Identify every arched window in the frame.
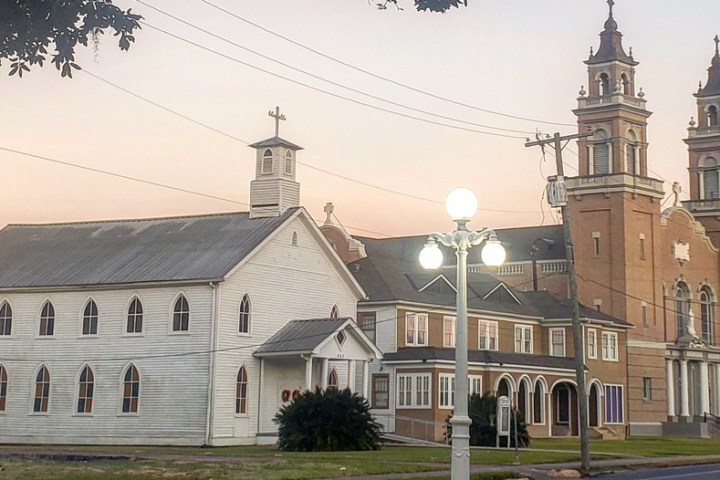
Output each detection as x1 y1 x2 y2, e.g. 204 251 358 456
626 130 637 175
39 301 55 336
533 379 545 424
0 365 7 412
127 298 143 334
82 300 98 335
122 365 140 413
291 231 298 247
284 150 293 175
701 157 720 200
0 301 11 336
700 287 714 344
708 105 718 127
592 129 610 175
173 295 190 332
262 149 273 174
236 366 248 414
77 366 94 414
621 73 630 95
328 368 338 389
33 366 50 413
239 295 251 334
599 73 610 95
675 282 690 340
330 305 339 318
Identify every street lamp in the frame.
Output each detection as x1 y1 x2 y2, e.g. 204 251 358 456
419 188 505 480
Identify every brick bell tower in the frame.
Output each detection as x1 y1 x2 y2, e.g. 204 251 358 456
565 1 669 434
566 0 664 326
683 36 720 246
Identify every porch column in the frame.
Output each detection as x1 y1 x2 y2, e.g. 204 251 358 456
321 358 329 390
700 361 710 415
680 359 690 418
666 358 675 417
305 355 313 391
347 360 356 391
362 360 369 398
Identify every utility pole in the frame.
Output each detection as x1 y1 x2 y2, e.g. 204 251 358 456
525 131 592 473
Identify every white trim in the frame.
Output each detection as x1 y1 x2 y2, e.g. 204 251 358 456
123 295 144 336
405 312 428 347
514 325 533 354
73 363 96 416
549 327 566 357
29 363 51 416
169 292 191 335
602 331 619 361
419 274 456 293
79 297 99 337
118 363 141 416
396 372 431 409
482 283 521 304
587 328 597 360
237 293 252 336
478 319 499 351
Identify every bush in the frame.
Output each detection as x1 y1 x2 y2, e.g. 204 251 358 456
274 387 382 451
446 392 530 448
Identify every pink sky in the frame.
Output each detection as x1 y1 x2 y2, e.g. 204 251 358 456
1 0 718 237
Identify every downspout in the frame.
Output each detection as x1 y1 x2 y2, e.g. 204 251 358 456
256 357 264 435
205 281 220 446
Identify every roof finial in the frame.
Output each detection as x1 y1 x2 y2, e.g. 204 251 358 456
608 0 615 16
715 35 719 55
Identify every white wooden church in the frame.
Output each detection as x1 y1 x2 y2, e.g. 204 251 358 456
0 125 381 445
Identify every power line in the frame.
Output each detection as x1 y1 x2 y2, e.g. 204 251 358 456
136 0 536 136
82 70 542 215
141 21 526 140
197 0 576 128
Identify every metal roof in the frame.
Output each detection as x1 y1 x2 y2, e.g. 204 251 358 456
248 136 303 151
383 347 577 371
254 317 352 355
0 209 299 289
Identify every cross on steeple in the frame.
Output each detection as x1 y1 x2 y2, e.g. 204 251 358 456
268 106 286 137
608 0 614 16
715 35 719 55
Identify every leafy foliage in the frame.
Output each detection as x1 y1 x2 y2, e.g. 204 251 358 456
446 393 531 448
0 0 142 78
274 387 382 451
377 0 467 12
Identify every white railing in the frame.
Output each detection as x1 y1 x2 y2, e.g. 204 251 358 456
541 261 568 273
496 264 524 276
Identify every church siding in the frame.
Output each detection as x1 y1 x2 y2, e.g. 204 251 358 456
209 215 360 443
0 284 212 445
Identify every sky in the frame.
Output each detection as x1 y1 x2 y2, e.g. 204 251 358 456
1 0 719 238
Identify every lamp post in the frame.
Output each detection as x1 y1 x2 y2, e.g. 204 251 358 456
419 188 505 480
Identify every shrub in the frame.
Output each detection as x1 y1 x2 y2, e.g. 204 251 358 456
274 386 382 451
445 392 530 448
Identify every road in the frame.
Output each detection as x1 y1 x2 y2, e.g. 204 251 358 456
595 463 720 479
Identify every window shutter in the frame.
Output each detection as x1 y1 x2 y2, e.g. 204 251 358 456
626 145 636 174
704 169 720 199
593 144 609 175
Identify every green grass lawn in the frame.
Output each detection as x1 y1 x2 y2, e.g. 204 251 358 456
2 437 719 479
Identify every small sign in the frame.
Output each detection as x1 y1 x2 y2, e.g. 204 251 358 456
497 396 511 436
546 175 567 207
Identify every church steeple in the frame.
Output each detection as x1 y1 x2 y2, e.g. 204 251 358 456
571 0 658 193
683 37 720 243
248 107 303 219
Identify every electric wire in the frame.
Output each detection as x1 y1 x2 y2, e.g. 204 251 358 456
136 0 537 136
141 21 526 140
81 69 542 215
196 0 576 128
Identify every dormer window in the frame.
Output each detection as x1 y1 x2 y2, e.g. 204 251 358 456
284 150 293 176
262 149 273 174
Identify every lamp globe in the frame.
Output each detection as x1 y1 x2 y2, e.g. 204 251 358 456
419 241 443 269
445 188 478 222
481 239 506 267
